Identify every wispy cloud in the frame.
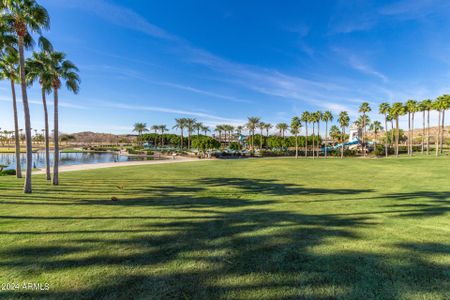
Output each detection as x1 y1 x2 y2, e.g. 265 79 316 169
0 96 87 109
100 101 246 125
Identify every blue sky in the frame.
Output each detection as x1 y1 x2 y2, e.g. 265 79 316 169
1 0 450 134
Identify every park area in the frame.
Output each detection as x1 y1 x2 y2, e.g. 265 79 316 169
0 157 449 299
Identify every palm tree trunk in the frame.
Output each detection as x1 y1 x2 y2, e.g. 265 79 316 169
384 114 388 157
295 134 298 158
260 130 263 149
395 117 400 157
427 110 430 155
325 121 328 158
436 111 441 157
440 110 445 154
180 130 184 149
41 87 51 180
341 127 345 159
317 122 320 158
411 113 415 155
305 123 308 158
421 111 425 154
10 79 22 178
53 88 60 185
18 37 32 193
312 124 315 160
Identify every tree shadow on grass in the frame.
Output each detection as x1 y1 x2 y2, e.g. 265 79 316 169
0 178 448 298
381 191 450 217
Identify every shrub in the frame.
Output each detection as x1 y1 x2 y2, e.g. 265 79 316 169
0 169 16 176
229 142 242 151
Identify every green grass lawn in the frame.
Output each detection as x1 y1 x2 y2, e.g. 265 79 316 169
0 157 449 299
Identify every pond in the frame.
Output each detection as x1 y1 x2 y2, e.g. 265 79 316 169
0 152 159 170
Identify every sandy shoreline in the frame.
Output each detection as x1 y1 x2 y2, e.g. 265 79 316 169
33 157 210 174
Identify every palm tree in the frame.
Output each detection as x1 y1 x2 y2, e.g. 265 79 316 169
378 102 390 158
133 122 148 146
329 125 341 146
290 117 301 158
301 112 310 157
215 125 224 143
201 125 210 136
194 122 203 136
150 125 159 148
264 123 272 138
405 100 418 156
338 111 350 159
25 37 53 180
2 0 50 193
276 123 288 138
0 48 22 178
246 117 260 153
235 125 243 136
434 95 450 156
315 111 322 158
418 101 427 154
173 118 186 149
390 102 405 157
185 118 196 149
159 125 167 147
358 102 371 157
322 111 333 158
258 122 266 149
369 121 383 153
309 112 320 159
44 51 80 186
420 100 433 155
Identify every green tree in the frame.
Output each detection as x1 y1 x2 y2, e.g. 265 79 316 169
150 125 159 148
46 50 80 185
369 121 383 153
338 111 350 159
322 111 333 158
159 125 168 147
173 118 187 149
405 99 418 156
2 0 50 193
246 117 260 153
301 112 310 157
359 102 371 157
25 36 53 180
378 102 390 157
420 100 433 155
185 118 196 149
258 122 266 149
390 102 406 157
0 48 22 178
290 116 301 158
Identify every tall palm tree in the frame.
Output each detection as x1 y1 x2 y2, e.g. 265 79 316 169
185 118 196 149
201 125 210 136
25 37 53 180
159 125 167 147
225 125 234 145
329 125 341 146
390 102 405 157
438 95 450 155
405 100 418 156
434 95 450 156
150 125 159 148
194 122 203 136
246 117 260 153
2 0 50 193
133 122 148 146
276 123 288 138
45 51 80 186
419 99 433 155
338 111 350 159
314 111 322 158
264 123 272 138
301 112 310 157
258 122 266 149
378 102 390 157
309 112 320 159
235 125 243 136
0 48 21 178
215 125 224 143
369 121 383 153
173 118 186 149
322 111 333 158
358 102 371 157
290 117 301 158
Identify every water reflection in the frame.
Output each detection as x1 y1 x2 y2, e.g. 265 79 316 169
0 152 156 170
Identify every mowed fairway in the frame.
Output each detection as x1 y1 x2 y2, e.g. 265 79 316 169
0 157 449 299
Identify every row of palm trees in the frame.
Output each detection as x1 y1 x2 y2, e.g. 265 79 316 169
1 0 80 193
144 95 448 159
